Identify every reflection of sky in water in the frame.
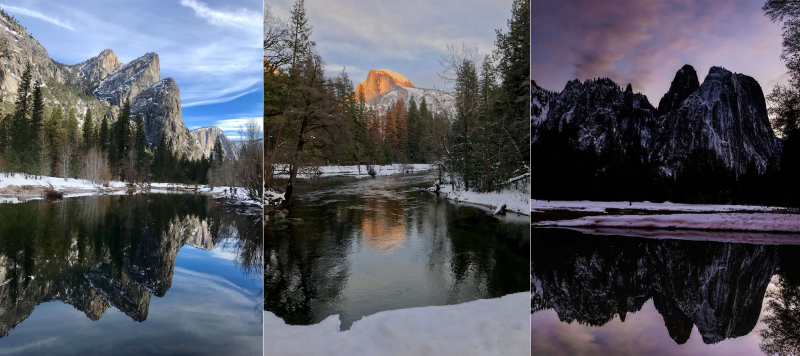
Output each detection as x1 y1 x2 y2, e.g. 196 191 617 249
0 243 262 356
531 276 778 356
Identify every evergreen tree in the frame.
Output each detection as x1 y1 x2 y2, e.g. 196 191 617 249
11 64 32 154
45 106 66 175
0 113 10 154
117 99 132 160
354 89 369 164
453 58 479 191
493 0 530 177
99 117 109 152
134 113 147 177
407 98 420 162
29 82 45 172
153 135 169 181
65 108 79 147
83 108 94 149
213 137 224 164
419 97 431 162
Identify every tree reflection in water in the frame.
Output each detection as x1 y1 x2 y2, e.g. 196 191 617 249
759 246 800 356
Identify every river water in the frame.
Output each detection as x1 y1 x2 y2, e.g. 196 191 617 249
265 171 530 330
0 194 263 355
531 228 800 356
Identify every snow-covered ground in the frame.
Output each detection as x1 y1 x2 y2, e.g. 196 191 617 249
0 173 127 194
434 184 530 216
431 174 531 216
535 213 800 232
0 173 260 207
275 164 435 179
531 200 782 213
263 292 529 356
542 227 800 245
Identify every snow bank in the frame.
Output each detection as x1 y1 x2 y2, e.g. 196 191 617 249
433 181 530 216
263 292 529 356
0 173 126 192
275 164 435 179
0 173 260 207
541 227 800 245
531 200 781 213
535 213 800 232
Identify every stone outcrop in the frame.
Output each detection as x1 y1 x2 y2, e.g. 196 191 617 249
75 49 122 83
131 78 202 160
657 64 699 116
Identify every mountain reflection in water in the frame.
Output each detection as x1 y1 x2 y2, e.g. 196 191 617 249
531 228 800 356
0 194 262 354
266 173 530 330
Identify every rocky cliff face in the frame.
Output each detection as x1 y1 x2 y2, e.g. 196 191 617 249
94 52 161 107
131 78 202 160
532 77 658 156
531 65 780 176
356 69 415 103
657 64 699 116
654 66 780 175
191 126 238 159
0 12 210 163
0 10 64 102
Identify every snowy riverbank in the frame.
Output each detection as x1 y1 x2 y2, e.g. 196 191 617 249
0 173 260 207
430 174 531 216
275 164 435 179
530 200 782 214
534 213 800 233
263 292 529 356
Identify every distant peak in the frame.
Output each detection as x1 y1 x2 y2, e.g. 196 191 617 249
356 68 415 102
708 66 730 75
678 64 695 73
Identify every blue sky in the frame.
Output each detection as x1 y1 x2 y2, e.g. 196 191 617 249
265 0 514 92
0 0 262 140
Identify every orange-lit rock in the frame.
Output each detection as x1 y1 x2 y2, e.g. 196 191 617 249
355 69 414 103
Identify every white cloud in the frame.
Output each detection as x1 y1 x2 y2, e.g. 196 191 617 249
0 4 74 31
180 0 260 35
214 117 263 141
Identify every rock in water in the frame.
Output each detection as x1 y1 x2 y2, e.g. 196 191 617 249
94 52 161 107
131 78 202 160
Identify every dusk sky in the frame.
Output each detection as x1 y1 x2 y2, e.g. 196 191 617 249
266 0 514 92
532 0 788 103
0 0 262 140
